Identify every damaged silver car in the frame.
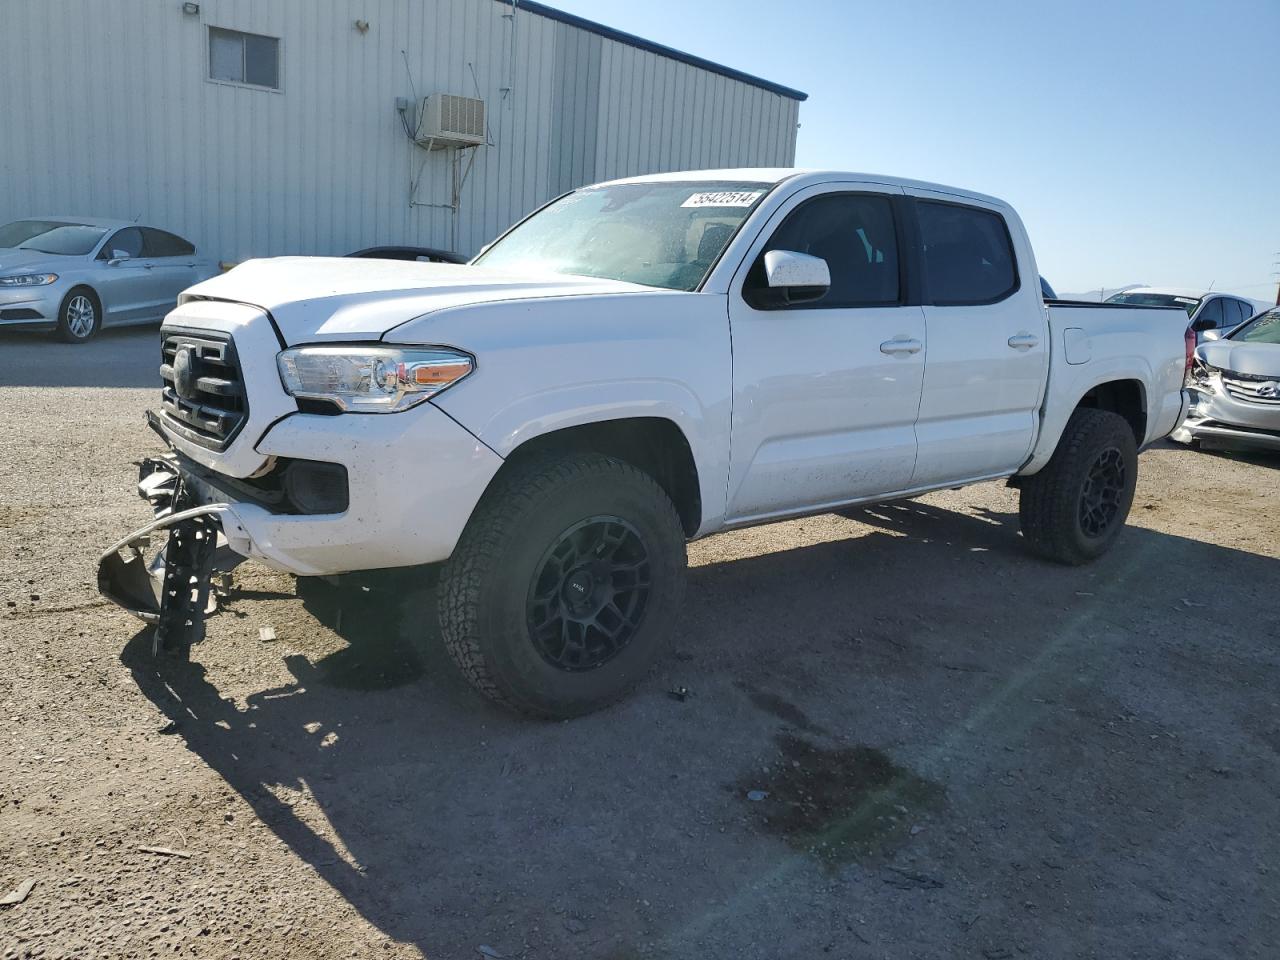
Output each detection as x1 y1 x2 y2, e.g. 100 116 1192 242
1174 306 1280 452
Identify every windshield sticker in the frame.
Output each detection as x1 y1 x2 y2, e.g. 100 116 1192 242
1174 298 1198 305
681 190 765 208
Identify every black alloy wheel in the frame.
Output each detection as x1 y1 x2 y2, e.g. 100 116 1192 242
1018 408 1138 566
1078 447 1127 539
526 516 653 672
438 451 687 718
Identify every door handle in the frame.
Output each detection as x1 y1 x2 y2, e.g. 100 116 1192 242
1007 333 1040 350
880 338 923 357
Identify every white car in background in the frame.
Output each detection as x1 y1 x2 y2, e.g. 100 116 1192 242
0 218 218 342
1106 287 1258 343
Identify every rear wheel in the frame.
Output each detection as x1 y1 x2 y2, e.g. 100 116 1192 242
438 452 687 718
1018 409 1138 565
56 288 100 342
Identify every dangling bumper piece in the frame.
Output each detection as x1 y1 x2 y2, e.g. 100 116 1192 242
97 454 245 652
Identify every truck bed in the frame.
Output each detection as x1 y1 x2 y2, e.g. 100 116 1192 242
1020 300 1190 473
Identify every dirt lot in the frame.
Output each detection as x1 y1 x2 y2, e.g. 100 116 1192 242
2 328 1279 959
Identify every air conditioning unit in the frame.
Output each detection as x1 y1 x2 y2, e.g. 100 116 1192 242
415 94 486 148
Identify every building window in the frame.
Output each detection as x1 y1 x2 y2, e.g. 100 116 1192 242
209 27 279 89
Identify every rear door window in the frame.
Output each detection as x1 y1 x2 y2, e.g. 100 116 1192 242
916 201 1018 305
747 192 901 308
1222 299 1239 327
1230 299 1251 327
142 228 195 258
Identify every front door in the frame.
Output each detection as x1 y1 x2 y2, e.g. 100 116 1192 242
725 185 927 523
1191 297 1226 344
95 227 151 323
904 191 1049 487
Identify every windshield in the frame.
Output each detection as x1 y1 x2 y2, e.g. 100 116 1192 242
474 181 774 291
1105 291 1202 316
1229 307 1280 344
0 219 108 256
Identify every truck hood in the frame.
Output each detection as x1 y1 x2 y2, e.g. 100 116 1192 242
1198 340 1280 377
180 257 653 345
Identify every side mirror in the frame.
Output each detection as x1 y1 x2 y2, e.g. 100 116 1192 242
1190 315 1216 332
108 250 133 265
1201 329 1222 342
761 249 830 305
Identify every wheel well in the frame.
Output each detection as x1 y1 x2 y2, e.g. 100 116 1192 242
500 418 701 536
1076 379 1146 444
63 285 101 312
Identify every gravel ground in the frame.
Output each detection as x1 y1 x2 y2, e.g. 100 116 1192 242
2 328 1279 959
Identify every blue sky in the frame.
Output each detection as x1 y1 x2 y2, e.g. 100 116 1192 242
552 0 1280 301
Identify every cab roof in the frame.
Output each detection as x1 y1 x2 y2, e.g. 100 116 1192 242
599 168 1011 210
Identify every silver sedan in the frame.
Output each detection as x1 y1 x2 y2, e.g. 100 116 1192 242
1175 306 1280 452
0 218 219 343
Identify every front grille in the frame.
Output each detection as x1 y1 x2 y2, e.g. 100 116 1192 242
159 329 248 449
1222 372 1280 406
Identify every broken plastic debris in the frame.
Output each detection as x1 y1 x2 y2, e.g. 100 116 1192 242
0 878 34 906
747 790 769 802
137 845 192 859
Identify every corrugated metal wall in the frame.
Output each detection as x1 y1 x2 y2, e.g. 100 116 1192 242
0 0 800 263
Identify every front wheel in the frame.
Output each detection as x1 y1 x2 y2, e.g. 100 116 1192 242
438 452 688 718
56 288 100 342
1018 409 1138 565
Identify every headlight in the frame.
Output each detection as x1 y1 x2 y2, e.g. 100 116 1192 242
277 345 473 413
0 273 58 286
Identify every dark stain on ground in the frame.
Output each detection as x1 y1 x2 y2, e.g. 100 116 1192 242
735 733 945 865
735 680 828 734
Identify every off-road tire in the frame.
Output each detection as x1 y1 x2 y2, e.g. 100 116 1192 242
438 452 687 718
1018 408 1138 565
55 287 101 343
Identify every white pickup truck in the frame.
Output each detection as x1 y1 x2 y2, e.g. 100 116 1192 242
99 169 1191 717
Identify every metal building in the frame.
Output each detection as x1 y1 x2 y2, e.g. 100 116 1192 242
1 0 805 262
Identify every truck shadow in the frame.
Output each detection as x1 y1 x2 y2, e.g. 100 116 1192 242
120 500 1280 957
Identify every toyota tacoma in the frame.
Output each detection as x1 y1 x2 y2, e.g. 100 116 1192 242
100 169 1192 717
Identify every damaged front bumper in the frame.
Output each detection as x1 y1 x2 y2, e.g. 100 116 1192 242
99 392 506 649
98 454 247 650
1172 377 1280 452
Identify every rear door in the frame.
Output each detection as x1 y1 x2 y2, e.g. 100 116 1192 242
904 191 1049 487
725 183 927 521
141 228 200 316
